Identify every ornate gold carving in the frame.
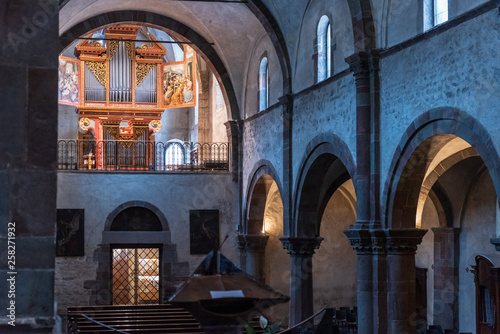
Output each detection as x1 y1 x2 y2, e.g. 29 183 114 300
125 41 135 61
149 120 162 133
108 40 119 59
86 61 107 86
105 125 148 148
136 63 155 87
79 118 91 131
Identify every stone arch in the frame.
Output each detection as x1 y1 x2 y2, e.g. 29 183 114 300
383 107 500 229
245 0 292 94
87 201 187 305
415 146 478 228
346 0 377 51
104 200 169 231
59 10 241 121
244 160 283 235
293 133 356 237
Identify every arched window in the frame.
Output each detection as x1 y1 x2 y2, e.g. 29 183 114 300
317 15 331 82
424 0 448 31
259 57 269 112
165 141 185 166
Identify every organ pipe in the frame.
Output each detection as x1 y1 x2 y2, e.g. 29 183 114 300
110 41 132 102
84 64 105 101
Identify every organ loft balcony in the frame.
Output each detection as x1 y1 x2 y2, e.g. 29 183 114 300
58 24 230 173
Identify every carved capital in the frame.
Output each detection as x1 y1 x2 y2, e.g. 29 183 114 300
370 229 387 253
280 237 323 256
238 234 269 252
345 51 370 78
345 49 381 79
385 229 427 254
344 228 373 254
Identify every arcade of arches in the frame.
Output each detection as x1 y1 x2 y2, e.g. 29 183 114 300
2 0 500 333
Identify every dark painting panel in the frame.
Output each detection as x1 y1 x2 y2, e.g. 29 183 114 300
190 210 219 255
56 209 84 257
110 207 162 231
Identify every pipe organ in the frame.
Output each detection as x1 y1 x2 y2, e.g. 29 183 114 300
109 41 132 102
58 25 197 169
84 63 106 101
73 25 167 125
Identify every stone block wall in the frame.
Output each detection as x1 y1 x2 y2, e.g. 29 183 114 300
243 107 284 195
380 8 500 200
292 74 356 180
0 0 59 332
55 172 239 322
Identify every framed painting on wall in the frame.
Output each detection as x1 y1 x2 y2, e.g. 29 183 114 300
58 56 81 106
189 210 219 255
162 45 197 108
56 209 84 257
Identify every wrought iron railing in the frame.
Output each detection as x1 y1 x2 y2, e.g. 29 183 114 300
58 140 229 172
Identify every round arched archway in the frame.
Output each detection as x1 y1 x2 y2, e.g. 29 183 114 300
383 109 500 332
86 201 188 306
284 134 357 326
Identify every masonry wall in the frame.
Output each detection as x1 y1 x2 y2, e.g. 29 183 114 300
379 7 500 202
243 107 284 196
55 172 238 318
382 0 489 47
0 0 59 332
58 104 78 140
292 74 356 179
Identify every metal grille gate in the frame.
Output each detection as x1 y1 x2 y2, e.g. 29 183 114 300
112 247 160 305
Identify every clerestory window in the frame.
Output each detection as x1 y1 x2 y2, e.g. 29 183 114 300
317 15 332 82
424 0 448 31
259 57 269 112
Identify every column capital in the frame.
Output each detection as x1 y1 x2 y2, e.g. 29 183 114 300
224 119 242 138
279 237 323 256
385 229 427 254
237 234 269 252
344 228 387 254
344 228 373 253
431 227 461 234
345 49 382 78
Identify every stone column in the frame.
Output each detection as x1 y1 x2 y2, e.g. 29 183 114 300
245 235 269 282
280 237 323 327
237 234 269 282
280 94 294 237
344 229 388 334
432 227 460 331
345 50 381 229
0 1 59 332
345 49 383 334
385 229 427 334
224 120 242 179
371 230 388 334
237 235 247 273
197 70 211 144
344 229 374 334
